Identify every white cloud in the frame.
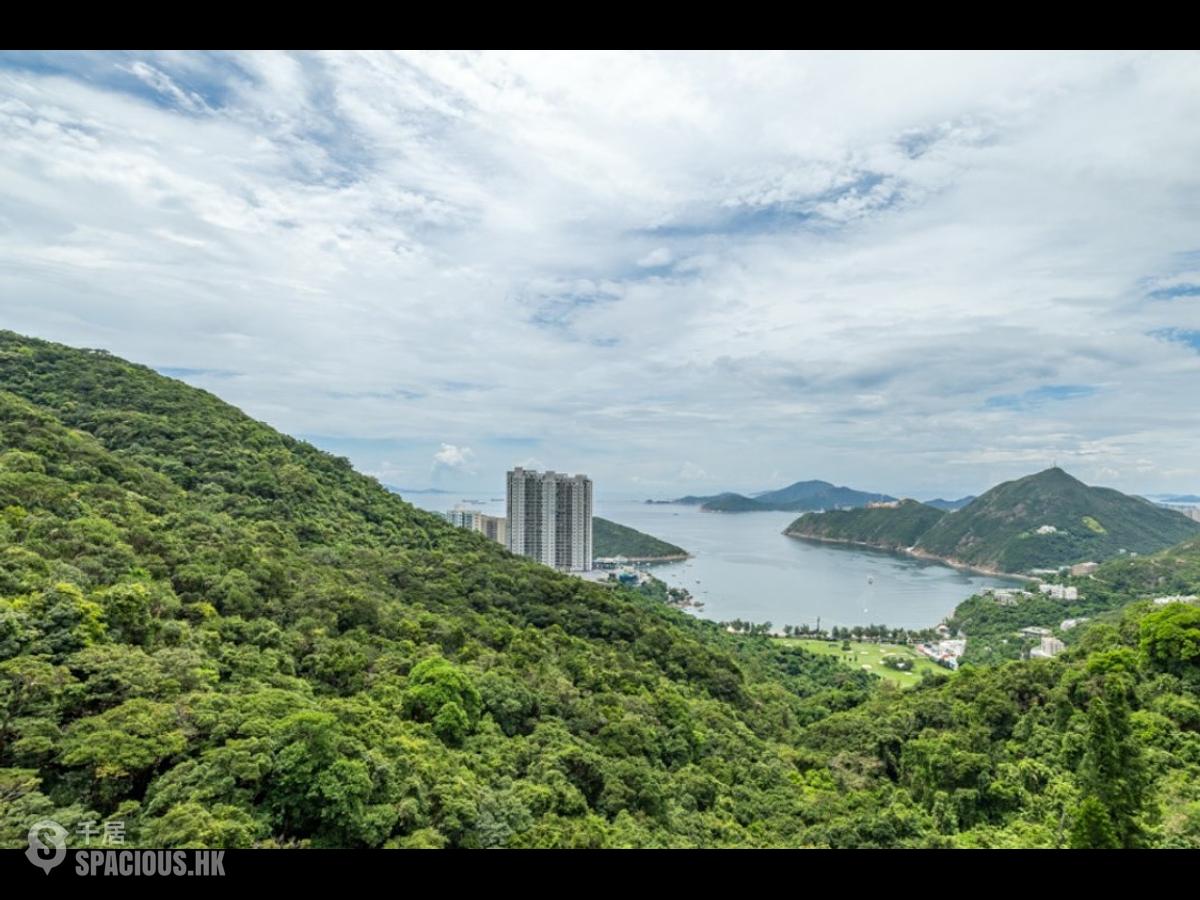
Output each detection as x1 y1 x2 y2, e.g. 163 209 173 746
637 247 673 268
2 51 1200 498
433 443 474 470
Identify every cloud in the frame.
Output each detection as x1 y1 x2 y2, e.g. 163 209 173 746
433 443 474 471
637 247 673 268
3 51 1200 498
120 61 213 115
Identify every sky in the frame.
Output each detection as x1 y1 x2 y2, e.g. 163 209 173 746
2 50 1199 500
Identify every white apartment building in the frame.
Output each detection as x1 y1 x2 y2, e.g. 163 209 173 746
445 507 483 531
506 468 593 571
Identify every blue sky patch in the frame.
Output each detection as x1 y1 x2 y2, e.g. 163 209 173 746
1147 284 1200 301
986 384 1098 410
156 366 240 380
1150 328 1200 352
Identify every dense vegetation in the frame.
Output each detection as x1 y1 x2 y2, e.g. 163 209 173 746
948 537 1200 667
3 331 1200 850
700 493 774 512
786 500 947 551
592 518 686 560
0 331 871 849
784 469 1199 574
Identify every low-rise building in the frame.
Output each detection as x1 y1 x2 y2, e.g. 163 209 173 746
1020 625 1053 639
1070 561 1100 577
1039 583 1079 601
915 638 967 670
1152 595 1199 605
1030 636 1066 659
988 587 1030 606
1060 617 1089 631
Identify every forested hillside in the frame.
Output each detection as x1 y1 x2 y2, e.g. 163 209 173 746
786 500 947 551
592 518 686 560
2 331 1200 849
916 468 1199 572
0 331 872 849
785 469 1199 574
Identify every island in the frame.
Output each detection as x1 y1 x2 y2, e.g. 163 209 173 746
650 479 896 513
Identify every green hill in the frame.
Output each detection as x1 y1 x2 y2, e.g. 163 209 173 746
785 469 1200 575
1087 535 1200 599
915 468 1200 573
592 517 687 560
4 331 1200 850
785 500 947 551
700 492 771 512
0 330 877 849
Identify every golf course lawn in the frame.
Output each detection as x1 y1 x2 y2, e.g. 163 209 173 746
788 639 953 687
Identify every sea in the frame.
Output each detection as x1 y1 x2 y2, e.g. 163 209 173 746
404 492 1018 630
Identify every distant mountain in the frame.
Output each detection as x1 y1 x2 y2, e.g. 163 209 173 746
593 517 687 560
385 485 452 495
659 479 894 513
752 480 895 511
924 496 976 511
785 468 1200 574
1149 494 1200 504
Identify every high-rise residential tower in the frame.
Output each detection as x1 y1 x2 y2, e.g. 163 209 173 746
506 468 593 571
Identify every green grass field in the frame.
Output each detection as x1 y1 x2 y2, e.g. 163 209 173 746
787 639 953 687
